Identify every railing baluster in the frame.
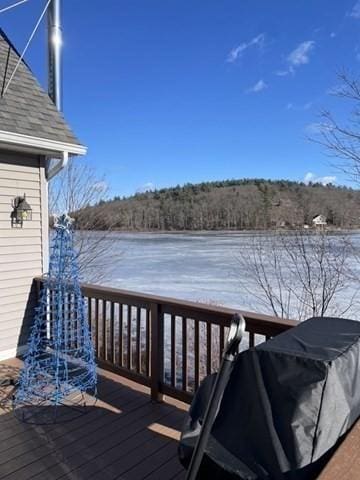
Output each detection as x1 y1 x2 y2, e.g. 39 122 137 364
127 305 132 370
64 292 68 350
219 325 224 363
206 322 212 375
102 300 107 360
70 292 74 349
136 307 141 373
87 297 92 351
87 297 92 330
50 288 55 341
67 292 70 349
118 303 123 367
69 292 74 349
145 308 150 376
110 302 115 363
170 314 176 387
182 317 187 392
74 293 79 350
95 298 99 357
194 320 199 390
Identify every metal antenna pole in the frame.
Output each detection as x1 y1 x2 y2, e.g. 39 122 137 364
47 0 62 110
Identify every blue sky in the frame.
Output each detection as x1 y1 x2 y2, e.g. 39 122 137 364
1 0 360 196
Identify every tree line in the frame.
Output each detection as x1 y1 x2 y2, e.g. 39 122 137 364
74 178 360 231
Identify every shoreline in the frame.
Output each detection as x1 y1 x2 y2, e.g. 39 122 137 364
74 227 360 235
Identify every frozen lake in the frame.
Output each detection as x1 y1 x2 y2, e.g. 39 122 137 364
81 231 360 319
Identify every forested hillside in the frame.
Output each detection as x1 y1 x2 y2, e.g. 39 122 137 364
74 179 360 231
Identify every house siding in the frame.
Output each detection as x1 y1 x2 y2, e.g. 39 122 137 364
0 149 47 360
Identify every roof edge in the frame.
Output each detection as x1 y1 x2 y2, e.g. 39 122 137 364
0 28 31 71
0 129 87 156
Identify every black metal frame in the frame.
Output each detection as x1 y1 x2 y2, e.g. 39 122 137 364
186 313 246 480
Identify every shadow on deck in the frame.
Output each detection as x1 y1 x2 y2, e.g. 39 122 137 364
0 360 186 480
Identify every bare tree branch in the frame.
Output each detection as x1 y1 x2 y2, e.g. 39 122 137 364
236 230 357 321
49 159 119 283
310 71 360 182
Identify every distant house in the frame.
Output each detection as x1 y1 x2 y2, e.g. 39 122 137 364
0 30 86 361
312 214 327 228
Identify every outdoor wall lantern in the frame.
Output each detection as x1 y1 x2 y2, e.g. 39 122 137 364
11 193 32 228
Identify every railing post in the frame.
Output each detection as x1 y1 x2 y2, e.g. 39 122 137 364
150 302 164 402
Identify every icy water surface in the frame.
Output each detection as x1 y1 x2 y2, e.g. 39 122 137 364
82 231 360 317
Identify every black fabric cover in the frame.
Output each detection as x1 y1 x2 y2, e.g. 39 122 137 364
179 317 360 479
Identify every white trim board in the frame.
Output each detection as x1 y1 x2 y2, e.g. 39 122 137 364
0 130 87 157
40 158 49 272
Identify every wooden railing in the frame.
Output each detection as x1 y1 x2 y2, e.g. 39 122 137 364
34 277 297 403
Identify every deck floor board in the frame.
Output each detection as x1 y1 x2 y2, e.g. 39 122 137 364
0 359 186 480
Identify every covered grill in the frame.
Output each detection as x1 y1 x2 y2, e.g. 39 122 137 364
179 317 360 479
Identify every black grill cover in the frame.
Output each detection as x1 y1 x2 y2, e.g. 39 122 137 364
179 317 360 479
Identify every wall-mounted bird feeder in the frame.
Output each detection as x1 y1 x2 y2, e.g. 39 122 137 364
11 194 32 228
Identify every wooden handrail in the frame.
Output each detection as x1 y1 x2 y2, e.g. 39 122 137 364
35 276 296 329
34 276 297 403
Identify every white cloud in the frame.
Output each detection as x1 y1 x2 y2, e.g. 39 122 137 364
288 40 315 67
350 0 360 18
277 41 315 77
246 79 268 93
136 182 155 194
227 33 265 63
276 69 291 77
303 172 337 185
286 101 312 111
304 172 315 183
320 175 337 185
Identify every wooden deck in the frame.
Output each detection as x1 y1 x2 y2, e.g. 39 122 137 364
0 359 186 480
2 358 360 480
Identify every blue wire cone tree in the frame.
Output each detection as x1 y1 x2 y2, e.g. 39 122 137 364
14 214 97 422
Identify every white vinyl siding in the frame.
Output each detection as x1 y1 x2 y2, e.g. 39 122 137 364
0 150 46 360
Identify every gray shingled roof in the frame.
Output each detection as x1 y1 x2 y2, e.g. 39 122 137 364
0 29 82 146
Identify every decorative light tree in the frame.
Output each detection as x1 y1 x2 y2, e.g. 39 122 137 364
14 214 97 422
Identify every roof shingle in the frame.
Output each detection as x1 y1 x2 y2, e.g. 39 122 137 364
0 29 83 146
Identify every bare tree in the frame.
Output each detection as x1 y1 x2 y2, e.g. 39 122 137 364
314 71 360 181
49 158 119 283
237 230 358 321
